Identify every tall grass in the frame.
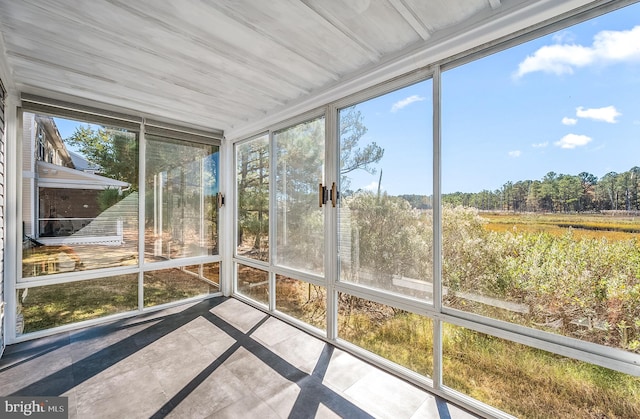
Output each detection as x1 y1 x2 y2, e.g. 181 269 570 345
335 297 640 419
333 203 640 418
442 324 640 418
338 295 433 377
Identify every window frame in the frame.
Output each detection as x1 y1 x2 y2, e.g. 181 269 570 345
332 74 436 309
10 98 223 342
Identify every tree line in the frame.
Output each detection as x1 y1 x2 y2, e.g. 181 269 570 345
443 167 640 212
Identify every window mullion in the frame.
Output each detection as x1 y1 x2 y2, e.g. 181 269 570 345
326 104 338 341
138 120 146 311
432 66 443 389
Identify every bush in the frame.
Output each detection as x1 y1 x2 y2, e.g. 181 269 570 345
439 205 640 351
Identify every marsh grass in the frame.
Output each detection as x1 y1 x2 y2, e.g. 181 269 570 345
483 212 640 241
338 295 434 376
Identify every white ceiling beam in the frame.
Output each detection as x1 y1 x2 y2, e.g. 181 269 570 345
202 2 343 82
300 0 382 62
387 0 432 40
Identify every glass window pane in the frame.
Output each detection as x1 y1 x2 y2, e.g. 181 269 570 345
338 80 433 301
274 117 325 275
185 262 220 287
276 275 326 331
144 266 216 307
16 274 138 334
145 135 218 261
237 264 269 306
236 135 269 261
338 293 433 377
21 113 139 278
443 323 640 418
442 6 640 353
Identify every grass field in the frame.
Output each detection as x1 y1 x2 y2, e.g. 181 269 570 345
19 266 218 333
482 212 640 241
338 304 640 419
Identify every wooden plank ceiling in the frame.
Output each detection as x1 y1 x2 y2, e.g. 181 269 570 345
0 0 590 134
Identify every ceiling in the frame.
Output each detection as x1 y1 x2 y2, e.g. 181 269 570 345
0 0 603 138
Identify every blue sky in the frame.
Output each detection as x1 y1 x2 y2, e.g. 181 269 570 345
342 80 432 196
53 118 99 155
347 3 640 195
55 118 84 139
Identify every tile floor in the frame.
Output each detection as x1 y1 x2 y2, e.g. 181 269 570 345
0 297 479 418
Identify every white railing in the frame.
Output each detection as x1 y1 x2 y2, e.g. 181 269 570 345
37 218 124 246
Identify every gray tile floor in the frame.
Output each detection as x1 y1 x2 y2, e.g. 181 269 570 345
0 297 479 419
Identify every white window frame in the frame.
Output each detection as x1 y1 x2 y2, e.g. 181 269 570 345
6 97 224 344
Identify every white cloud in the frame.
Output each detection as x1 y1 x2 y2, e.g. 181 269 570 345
532 141 548 148
391 95 425 112
562 117 578 125
554 133 592 149
576 105 621 123
515 44 594 77
552 31 576 44
364 181 383 191
508 150 521 157
515 25 640 78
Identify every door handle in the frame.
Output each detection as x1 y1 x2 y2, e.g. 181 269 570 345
331 182 338 207
319 183 328 207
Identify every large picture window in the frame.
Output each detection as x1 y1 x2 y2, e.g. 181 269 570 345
145 135 219 261
338 80 433 301
442 9 640 354
21 113 139 278
17 110 221 337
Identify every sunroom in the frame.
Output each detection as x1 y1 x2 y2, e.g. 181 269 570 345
0 1 639 418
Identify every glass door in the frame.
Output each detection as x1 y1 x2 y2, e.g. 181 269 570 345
272 116 327 331
273 116 326 276
336 80 434 301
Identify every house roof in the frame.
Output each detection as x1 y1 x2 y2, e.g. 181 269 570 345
0 0 619 137
68 150 101 173
37 160 129 190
